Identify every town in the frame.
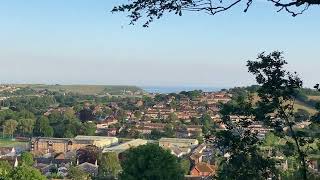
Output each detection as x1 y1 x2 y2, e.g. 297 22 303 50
0 84 319 179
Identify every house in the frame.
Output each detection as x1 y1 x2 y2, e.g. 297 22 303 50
96 117 118 131
135 127 153 135
190 144 206 164
190 162 216 177
53 151 76 165
247 122 272 139
33 162 54 176
135 122 166 134
176 111 191 120
176 127 202 138
190 153 202 164
96 128 118 136
186 125 203 137
77 162 98 177
0 147 15 158
144 109 159 119
140 122 166 130
153 103 165 109
106 128 117 136
308 157 320 172
57 166 69 177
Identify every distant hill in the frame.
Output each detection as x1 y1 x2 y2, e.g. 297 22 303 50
228 85 320 115
250 93 318 114
14 84 144 95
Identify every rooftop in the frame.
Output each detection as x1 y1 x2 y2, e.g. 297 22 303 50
159 138 198 143
103 139 147 153
74 136 118 141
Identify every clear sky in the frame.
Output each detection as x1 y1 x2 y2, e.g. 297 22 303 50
0 0 319 88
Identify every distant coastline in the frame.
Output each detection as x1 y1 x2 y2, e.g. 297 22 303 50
142 86 225 94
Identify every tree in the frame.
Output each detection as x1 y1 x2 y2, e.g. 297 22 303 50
0 161 12 179
190 117 201 125
79 108 94 122
149 129 163 140
134 110 142 119
21 152 34 166
120 144 184 180
3 119 18 138
80 122 97 136
217 95 277 180
263 132 281 148
8 165 46 180
247 51 308 179
18 118 35 136
18 110 35 119
163 124 175 137
180 158 191 175
34 116 53 137
113 0 319 27
98 152 122 178
200 113 213 134
68 166 90 180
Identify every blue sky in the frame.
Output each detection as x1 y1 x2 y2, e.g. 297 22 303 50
0 0 319 88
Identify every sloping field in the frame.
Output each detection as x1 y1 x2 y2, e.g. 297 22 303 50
14 84 144 95
251 93 318 114
294 101 317 114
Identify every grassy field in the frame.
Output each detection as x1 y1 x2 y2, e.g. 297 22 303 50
0 139 28 147
14 84 144 95
251 93 318 114
293 101 318 114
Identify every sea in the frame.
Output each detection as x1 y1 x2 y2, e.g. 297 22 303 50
142 86 225 94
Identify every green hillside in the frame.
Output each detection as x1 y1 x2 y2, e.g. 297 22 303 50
14 84 144 95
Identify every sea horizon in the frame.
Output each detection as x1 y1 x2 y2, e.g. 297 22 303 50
141 86 226 94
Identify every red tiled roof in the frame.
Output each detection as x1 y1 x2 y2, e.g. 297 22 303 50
194 163 216 173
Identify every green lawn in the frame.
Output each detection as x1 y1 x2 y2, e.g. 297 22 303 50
0 139 28 147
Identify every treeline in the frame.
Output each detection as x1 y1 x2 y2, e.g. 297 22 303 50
0 108 96 138
0 87 37 96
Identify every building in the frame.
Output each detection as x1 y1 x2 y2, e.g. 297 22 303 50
103 139 147 154
135 122 166 135
190 144 206 164
96 117 118 132
159 138 198 157
31 136 118 154
74 136 118 148
77 162 99 177
190 162 216 177
166 145 191 157
159 138 199 149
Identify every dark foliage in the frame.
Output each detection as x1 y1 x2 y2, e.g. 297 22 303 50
113 0 319 27
120 144 184 180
